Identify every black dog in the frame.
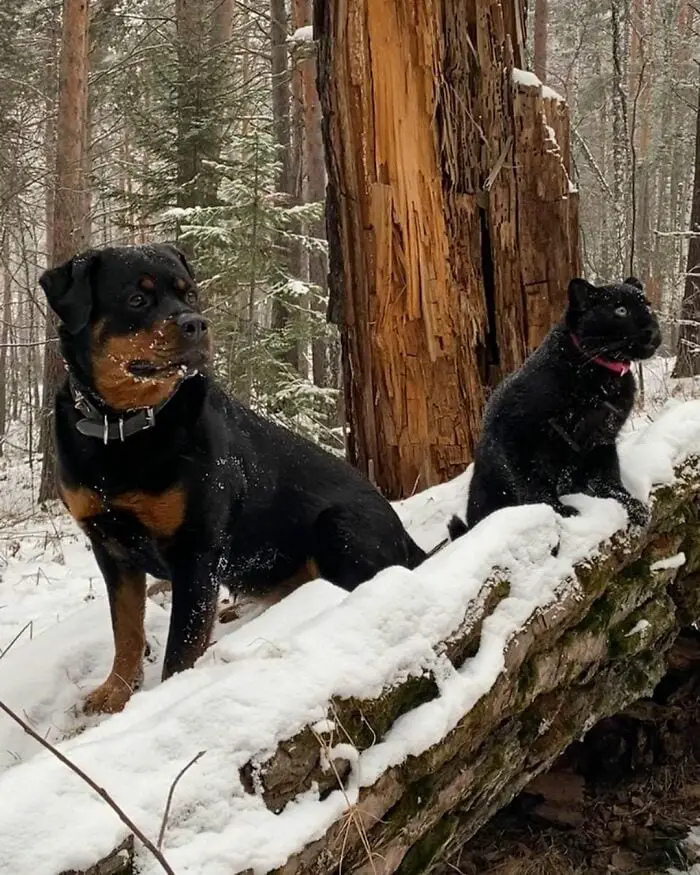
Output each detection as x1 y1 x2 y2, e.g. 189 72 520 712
40 244 426 714
449 277 661 538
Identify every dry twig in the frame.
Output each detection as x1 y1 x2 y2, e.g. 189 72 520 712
0 698 177 875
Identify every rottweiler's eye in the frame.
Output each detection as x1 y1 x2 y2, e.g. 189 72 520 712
185 290 198 306
614 306 628 318
128 292 148 310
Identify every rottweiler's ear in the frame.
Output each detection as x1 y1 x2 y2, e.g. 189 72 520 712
160 243 195 280
623 275 643 291
567 277 596 311
39 251 99 334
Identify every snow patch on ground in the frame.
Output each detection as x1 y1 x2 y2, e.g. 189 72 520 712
0 397 699 874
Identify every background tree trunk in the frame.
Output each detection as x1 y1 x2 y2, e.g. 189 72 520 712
38 0 91 504
315 0 579 499
673 81 700 378
270 0 301 371
533 0 548 83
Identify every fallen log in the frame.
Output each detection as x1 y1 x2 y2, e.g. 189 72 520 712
260 462 700 874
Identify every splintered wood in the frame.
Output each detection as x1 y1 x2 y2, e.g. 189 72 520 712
318 0 580 499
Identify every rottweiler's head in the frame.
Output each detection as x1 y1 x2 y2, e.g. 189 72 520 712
40 244 213 411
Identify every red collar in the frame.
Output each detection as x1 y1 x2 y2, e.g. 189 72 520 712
569 333 631 376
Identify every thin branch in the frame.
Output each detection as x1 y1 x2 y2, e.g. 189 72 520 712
0 698 177 875
157 750 206 850
571 128 613 198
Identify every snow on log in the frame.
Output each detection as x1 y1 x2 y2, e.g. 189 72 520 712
2 402 700 875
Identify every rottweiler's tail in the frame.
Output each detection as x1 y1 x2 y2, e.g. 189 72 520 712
420 514 470 562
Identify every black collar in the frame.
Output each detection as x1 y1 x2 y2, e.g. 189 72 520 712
67 372 181 444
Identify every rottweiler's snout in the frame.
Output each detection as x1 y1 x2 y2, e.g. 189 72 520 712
176 312 209 344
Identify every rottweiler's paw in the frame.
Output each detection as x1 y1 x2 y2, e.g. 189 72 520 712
625 497 649 527
218 603 241 624
555 503 580 518
83 672 139 715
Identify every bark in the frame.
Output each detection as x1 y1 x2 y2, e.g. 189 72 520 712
0 231 10 456
297 4 329 387
315 0 579 499
610 0 630 276
39 0 91 504
270 0 301 371
70 457 700 875
533 0 548 83
673 81 700 378
175 0 207 213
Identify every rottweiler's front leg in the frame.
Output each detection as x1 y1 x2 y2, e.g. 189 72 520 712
162 552 220 680
84 542 146 714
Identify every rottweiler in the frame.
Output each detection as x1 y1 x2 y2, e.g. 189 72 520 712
40 244 426 714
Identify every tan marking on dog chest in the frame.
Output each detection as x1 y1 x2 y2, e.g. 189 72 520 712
112 486 186 537
60 483 103 521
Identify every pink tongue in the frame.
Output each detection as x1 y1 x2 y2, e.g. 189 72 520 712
569 333 630 376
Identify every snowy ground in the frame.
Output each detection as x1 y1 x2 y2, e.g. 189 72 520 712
0 357 699 875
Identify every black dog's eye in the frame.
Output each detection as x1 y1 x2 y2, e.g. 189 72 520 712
614 305 628 317
185 289 198 306
128 292 148 310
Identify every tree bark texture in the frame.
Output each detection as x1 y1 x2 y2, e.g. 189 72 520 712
533 0 548 83
673 81 700 378
315 0 579 499
270 0 301 371
39 0 91 503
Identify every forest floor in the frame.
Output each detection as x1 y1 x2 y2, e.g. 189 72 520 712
0 355 698 875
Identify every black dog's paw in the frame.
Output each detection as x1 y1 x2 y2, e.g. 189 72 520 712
447 514 468 540
624 497 649 527
554 502 580 519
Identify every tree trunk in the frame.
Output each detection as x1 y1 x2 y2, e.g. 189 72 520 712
39 0 91 504
315 0 579 499
533 0 548 83
298 5 329 388
0 230 10 457
270 0 301 372
673 81 700 378
175 0 204 212
610 0 630 277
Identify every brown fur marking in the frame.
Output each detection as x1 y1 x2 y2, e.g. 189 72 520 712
91 319 183 411
139 276 155 290
84 570 146 714
60 483 103 522
174 278 186 291
112 486 186 537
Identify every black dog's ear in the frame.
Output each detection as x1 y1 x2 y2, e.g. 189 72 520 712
567 277 596 311
39 251 98 334
159 243 195 279
623 275 643 290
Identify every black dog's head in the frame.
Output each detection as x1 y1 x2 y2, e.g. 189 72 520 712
40 244 213 411
565 276 661 363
